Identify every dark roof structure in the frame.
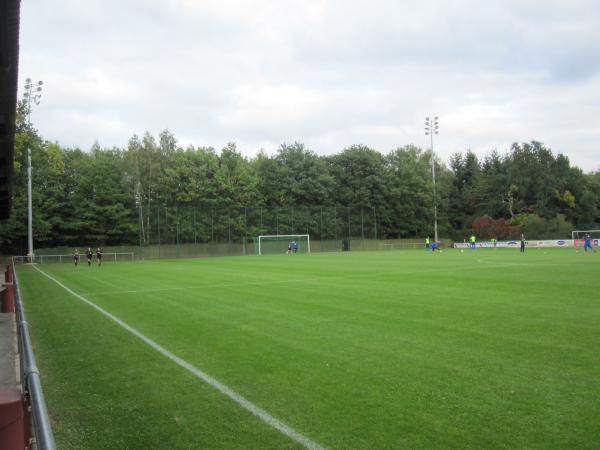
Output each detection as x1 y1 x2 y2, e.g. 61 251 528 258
0 0 21 219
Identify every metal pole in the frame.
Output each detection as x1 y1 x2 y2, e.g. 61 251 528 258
24 79 44 262
138 203 143 258
432 143 439 244
347 206 351 239
27 148 33 261
165 206 169 245
374 207 377 240
320 206 324 252
334 206 337 241
361 207 364 240
425 116 439 244
194 207 197 246
306 206 309 235
157 207 161 258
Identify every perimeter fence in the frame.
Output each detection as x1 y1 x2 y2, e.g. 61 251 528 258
135 204 436 258
35 205 436 259
137 205 385 245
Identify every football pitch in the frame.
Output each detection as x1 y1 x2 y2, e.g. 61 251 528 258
17 248 600 449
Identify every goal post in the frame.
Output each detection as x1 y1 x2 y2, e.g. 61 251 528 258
257 235 310 255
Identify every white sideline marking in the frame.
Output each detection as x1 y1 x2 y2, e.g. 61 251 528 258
32 265 326 450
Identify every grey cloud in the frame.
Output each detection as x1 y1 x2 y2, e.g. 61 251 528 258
18 0 600 170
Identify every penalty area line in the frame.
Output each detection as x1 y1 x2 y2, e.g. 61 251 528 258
31 265 326 450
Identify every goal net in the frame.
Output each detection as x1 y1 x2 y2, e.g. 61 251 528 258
572 230 600 248
256 235 310 255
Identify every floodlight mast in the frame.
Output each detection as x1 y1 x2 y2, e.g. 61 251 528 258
425 116 439 244
23 78 44 263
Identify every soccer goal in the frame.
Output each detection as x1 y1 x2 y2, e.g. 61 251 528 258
572 230 600 248
256 235 310 255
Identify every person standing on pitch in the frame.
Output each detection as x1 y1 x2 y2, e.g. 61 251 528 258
584 233 595 252
470 234 476 249
86 248 93 267
520 234 526 253
491 237 497 249
425 236 430 249
73 249 80 266
96 248 103 266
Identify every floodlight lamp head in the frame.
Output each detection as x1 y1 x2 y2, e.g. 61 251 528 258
25 77 32 84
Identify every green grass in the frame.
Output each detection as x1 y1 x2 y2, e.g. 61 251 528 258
17 248 600 449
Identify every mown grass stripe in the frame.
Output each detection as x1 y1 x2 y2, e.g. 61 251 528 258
32 265 326 450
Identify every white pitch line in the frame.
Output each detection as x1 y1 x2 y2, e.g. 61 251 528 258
32 265 326 450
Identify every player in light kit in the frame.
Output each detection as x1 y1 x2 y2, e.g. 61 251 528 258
470 234 476 249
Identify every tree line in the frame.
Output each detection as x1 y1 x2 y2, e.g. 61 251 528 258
1 103 599 252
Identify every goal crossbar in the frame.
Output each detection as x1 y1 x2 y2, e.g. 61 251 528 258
571 229 600 240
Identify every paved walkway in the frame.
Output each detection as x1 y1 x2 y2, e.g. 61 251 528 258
0 263 17 390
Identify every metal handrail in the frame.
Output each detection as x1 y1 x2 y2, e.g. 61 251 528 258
12 262 56 450
12 251 135 264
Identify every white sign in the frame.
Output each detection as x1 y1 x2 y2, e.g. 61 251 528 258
453 239 573 249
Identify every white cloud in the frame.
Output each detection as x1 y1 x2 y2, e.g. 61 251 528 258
18 0 600 170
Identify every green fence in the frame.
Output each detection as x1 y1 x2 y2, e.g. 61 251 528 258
34 238 433 260
32 205 450 259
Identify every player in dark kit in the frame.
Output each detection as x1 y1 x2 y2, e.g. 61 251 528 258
86 248 93 266
96 248 103 266
520 234 525 253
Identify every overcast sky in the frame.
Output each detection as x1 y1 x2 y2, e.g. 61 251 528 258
19 0 600 171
